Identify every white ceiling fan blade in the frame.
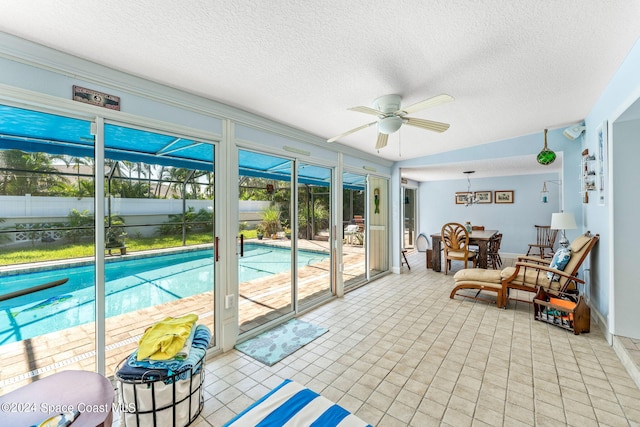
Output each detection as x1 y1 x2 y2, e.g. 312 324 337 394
375 133 388 149
327 121 376 143
348 106 385 116
404 117 450 133
397 94 454 115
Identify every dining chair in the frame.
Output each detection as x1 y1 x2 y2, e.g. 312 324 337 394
441 222 477 275
469 225 485 251
526 225 558 259
488 233 503 269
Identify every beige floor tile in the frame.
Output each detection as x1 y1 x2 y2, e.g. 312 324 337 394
183 250 640 426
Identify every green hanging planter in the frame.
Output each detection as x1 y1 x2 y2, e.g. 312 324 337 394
537 129 556 165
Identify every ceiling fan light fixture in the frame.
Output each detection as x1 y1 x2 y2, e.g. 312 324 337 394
377 116 403 135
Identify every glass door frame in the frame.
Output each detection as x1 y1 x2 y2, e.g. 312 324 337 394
297 161 335 311
235 147 337 340
0 98 222 381
98 116 222 373
236 148 297 340
403 186 418 250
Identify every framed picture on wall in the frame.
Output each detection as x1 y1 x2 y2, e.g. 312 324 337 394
494 190 514 204
455 192 472 204
474 191 492 203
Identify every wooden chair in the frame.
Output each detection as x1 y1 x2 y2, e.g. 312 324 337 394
401 249 411 270
526 225 558 259
502 233 599 307
488 233 503 269
441 222 477 275
450 233 598 309
469 225 485 251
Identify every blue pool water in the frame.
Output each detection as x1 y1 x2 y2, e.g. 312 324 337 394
0 244 328 344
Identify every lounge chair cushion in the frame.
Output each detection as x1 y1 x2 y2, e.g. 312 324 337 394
501 267 561 290
570 234 592 253
548 246 571 279
454 269 502 284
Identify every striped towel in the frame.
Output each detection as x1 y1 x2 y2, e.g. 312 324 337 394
224 379 372 427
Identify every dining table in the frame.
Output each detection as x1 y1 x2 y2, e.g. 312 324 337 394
430 229 499 271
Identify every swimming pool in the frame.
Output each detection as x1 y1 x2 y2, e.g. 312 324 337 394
0 244 329 344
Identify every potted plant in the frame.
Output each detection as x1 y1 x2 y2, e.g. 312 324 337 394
255 224 264 240
284 227 291 240
106 227 127 254
260 206 281 238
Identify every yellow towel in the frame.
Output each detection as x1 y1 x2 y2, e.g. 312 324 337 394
137 313 198 361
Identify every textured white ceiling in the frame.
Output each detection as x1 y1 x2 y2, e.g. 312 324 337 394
0 1 638 179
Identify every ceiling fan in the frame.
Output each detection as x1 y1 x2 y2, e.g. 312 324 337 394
327 93 454 149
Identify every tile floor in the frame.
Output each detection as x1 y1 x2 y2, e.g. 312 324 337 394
116 250 640 426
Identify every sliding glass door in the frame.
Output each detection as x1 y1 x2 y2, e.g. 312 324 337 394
237 150 294 335
0 105 97 392
297 163 333 310
403 187 416 250
237 151 335 335
342 172 367 290
102 122 216 375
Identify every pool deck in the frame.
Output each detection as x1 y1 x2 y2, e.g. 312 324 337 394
0 238 366 394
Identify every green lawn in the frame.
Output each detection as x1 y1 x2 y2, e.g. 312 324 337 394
0 233 220 266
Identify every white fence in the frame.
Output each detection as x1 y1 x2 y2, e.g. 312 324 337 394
0 196 270 243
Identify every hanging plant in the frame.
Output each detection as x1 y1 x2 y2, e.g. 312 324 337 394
537 129 556 165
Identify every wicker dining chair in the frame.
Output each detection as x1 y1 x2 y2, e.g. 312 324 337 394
441 222 477 275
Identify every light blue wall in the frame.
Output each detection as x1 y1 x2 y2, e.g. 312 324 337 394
418 173 560 254
584 36 640 337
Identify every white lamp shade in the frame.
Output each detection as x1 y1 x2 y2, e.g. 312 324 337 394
551 212 577 230
377 116 403 134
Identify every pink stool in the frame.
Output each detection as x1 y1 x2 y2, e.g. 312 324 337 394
0 370 114 427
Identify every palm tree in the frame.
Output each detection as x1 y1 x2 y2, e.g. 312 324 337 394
61 155 89 194
0 149 66 195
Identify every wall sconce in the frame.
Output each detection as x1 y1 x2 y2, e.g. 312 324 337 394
563 124 586 140
541 182 549 203
540 180 562 204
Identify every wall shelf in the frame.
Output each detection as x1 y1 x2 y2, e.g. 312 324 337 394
581 149 596 203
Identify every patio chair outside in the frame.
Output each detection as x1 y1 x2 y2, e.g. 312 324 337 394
343 224 361 245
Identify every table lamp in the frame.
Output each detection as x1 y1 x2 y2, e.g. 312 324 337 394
551 212 577 248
